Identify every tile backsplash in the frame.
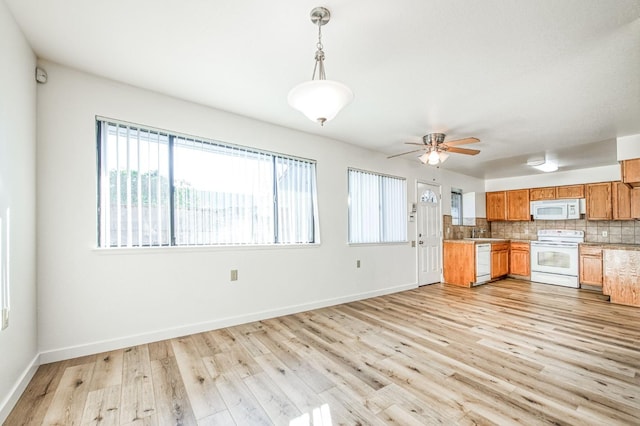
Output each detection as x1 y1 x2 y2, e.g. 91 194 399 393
490 219 640 244
444 215 640 244
443 215 490 240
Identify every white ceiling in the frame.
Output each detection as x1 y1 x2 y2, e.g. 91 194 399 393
6 0 640 179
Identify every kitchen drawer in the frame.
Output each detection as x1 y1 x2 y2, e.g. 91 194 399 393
510 242 530 251
580 245 603 257
491 242 510 252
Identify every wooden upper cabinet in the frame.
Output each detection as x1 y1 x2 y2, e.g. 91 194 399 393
486 191 507 221
586 182 612 220
487 190 530 221
556 184 585 199
632 188 640 219
612 181 633 220
621 158 640 187
530 187 556 201
506 189 530 221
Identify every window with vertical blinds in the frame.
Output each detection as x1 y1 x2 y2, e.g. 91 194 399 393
97 119 318 248
348 169 407 244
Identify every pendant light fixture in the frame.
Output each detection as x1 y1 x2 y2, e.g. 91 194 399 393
288 7 354 126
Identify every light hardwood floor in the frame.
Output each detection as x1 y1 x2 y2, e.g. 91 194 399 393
6 279 640 425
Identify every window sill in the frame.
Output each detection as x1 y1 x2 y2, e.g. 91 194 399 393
348 241 409 247
93 242 321 255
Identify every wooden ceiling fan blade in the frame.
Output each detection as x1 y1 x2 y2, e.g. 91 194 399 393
447 147 480 155
387 148 426 159
404 142 427 146
444 137 480 147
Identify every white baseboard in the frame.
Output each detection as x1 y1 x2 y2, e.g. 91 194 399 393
0 353 40 424
40 282 417 364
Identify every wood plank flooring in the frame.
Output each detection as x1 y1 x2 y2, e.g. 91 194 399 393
6 279 640 425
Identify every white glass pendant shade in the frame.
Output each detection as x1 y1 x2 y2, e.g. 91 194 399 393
427 150 440 165
288 80 354 125
438 151 450 163
419 152 429 164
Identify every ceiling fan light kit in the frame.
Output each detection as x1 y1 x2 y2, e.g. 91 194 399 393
391 132 480 165
288 7 354 126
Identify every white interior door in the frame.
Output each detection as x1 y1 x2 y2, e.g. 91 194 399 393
417 182 442 285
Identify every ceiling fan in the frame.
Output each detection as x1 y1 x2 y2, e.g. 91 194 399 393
388 133 480 165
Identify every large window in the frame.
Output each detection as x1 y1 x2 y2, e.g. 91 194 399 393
348 169 407 244
97 119 318 247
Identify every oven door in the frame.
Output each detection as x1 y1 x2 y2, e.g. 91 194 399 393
530 242 579 276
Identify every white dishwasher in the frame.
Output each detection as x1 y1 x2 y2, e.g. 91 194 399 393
474 243 491 286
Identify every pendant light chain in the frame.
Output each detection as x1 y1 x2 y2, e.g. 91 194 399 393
312 20 326 81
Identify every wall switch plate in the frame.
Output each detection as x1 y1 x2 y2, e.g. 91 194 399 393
356 260 361 268
602 231 608 237
1 309 8 330
230 270 238 281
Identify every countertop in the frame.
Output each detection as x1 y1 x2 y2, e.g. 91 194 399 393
580 242 640 251
444 239 510 244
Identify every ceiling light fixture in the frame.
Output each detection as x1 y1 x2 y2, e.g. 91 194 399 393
419 149 450 165
288 7 354 126
527 158 558 172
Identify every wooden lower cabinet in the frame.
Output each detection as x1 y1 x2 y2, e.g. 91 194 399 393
579 245 603 287
603 249 640 306
443 241 476 287
491 242 509 279
509 242 530 276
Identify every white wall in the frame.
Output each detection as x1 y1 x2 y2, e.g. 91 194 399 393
485 165 621 191
0 2 38 422
617 134 640 160
36 61 484 361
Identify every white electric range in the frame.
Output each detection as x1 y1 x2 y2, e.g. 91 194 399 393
530 229 584 288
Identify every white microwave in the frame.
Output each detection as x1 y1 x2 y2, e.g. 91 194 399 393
530 199 584 220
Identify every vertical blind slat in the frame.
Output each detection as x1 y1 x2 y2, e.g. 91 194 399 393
348 169 406 244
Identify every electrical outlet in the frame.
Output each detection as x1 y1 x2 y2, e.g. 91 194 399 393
230 269 238 281
356 260 361 268
602 231 608 237
1 309 8 330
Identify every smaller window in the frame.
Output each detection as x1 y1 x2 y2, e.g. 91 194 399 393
451 188 463 225
420 189 438 204
348 169 407 244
